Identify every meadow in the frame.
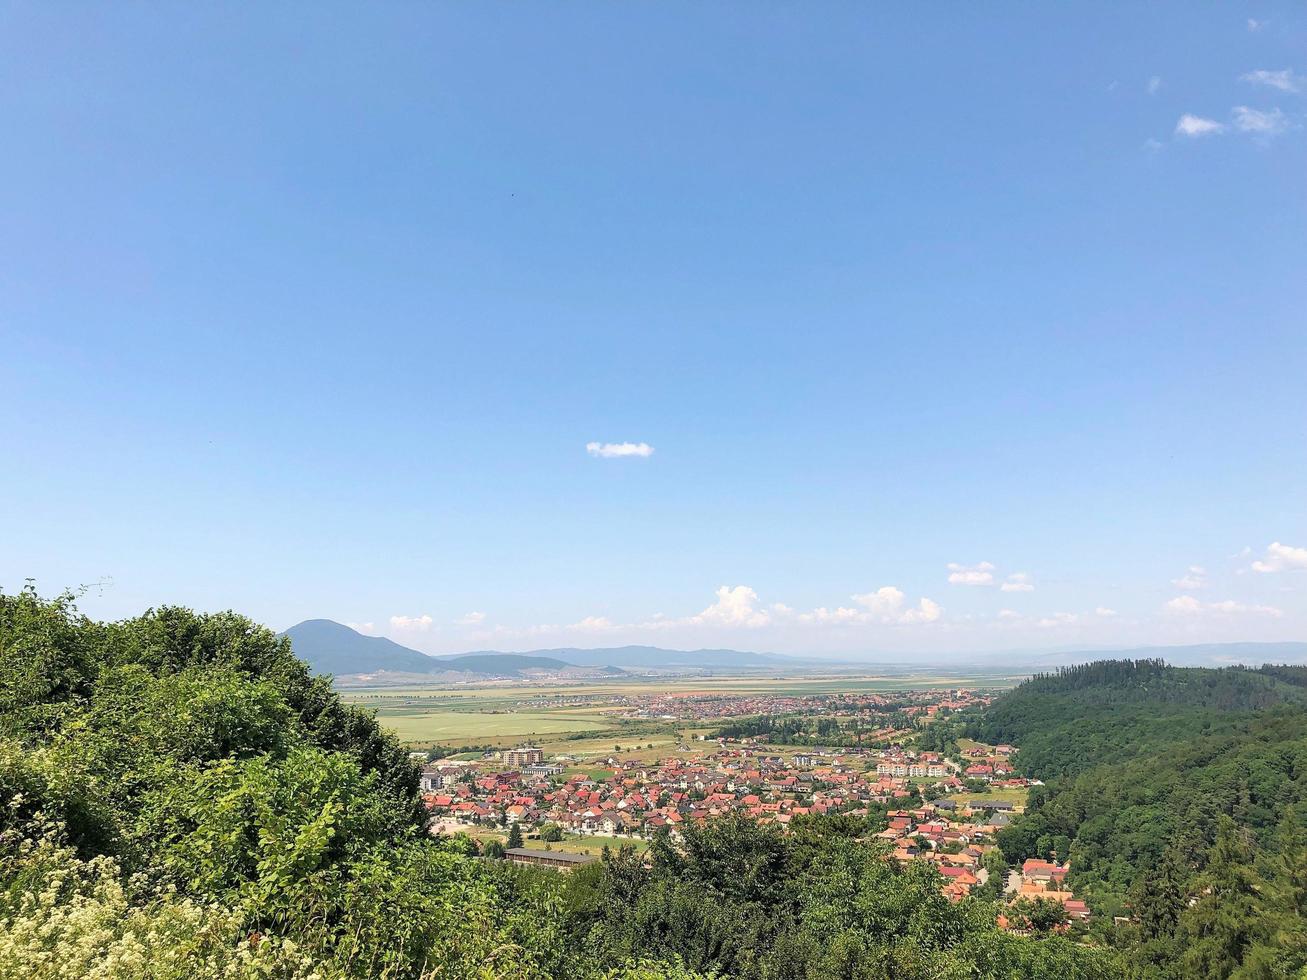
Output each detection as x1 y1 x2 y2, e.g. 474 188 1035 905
342 671 1022 756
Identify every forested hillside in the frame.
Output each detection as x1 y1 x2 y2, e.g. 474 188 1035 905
970 660 1307 978
0 587 1119 979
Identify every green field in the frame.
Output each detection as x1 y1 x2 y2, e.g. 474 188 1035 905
957 787 1029 807
344 672 1022 755
377 708 618 742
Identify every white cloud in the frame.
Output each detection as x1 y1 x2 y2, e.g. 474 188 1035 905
991 606 1115 629
456 611 486 626
1037 612 1082 628
1247 18 1265 33
1176 114 1226 137
389 614 434 631
586 441 654 458
346 621 376 634
567 584 946 637
1143 137 1164 154
1172 565 1207 590
799 587 941 627
1240 69 1300 94
1000 572 1035 593
1148 76 1162 95
569 615 614 631
692 585 773 627
1165 595 1204 615
1164 595 1282 617
947 561 995 586
906 597 943 624
1252 541 1307 573
852 586 943 625
1233 105 1291 136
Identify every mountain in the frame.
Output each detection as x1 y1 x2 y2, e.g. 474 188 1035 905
446 645 788 669
281 623 793 679
280 621 635 680
280 619 439 676
441 653 572 674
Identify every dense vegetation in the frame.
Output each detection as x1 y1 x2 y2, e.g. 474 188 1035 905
712 711 913 747
0 587 1118 978
970 659 1307 978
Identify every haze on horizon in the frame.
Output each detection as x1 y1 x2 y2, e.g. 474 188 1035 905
2 4 1304 658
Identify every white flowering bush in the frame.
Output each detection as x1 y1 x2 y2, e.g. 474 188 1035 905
0 807 329 980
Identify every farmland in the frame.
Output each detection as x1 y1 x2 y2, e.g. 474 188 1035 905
342 670 1023 755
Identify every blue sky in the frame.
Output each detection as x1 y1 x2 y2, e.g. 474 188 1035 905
2 4 1305 658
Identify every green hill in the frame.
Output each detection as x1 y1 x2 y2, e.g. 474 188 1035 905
968 659 1307 976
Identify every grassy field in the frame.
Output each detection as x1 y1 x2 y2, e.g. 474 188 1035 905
522 834 647 857
344 672 1022 755
377 708 618 742
436 822 647 858
346 673 1019 703
957 787 1029 806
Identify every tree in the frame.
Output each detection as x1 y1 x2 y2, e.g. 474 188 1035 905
1177 817 1271 977
506 823 524 849
1009 897 1068 935
541 823 564 842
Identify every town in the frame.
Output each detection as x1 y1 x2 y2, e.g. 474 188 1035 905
416 689 1090 931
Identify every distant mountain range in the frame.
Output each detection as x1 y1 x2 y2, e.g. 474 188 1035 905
279 619 1307 683
445 646 785 669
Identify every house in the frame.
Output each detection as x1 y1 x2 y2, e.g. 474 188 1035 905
503 848 597 872
1064 900 1090 921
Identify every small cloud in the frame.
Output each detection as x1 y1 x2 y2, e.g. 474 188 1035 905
1252 541 1307 573
569 615 614 631
1247 18 1265 33
1095 607 1117 618
1143 137 1164 154
1176 114 1226 137
456 611 486 626
1000 572 1035 593
1037 612 1082 628
1148 75 1162 95
1233 105 1291 136
586 441 654 458
1172 565 1208 590
347 621 377 634
389 614 434 631
1164 595 1281 617
1240 69 1300 93
947 561 996 586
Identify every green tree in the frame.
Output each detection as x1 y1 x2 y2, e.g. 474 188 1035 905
507 822 524 849
1177 817 1271 977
